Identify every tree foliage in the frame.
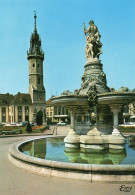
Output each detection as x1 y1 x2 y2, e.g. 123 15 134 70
26 122 32 132
36 111 43 125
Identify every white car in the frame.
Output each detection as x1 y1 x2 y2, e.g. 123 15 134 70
5 123 12 126
57 122 66 126
16 123 23 127
5 122 17 126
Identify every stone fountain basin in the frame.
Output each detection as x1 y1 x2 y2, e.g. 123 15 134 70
8 136 135 183
52 95 89 106
52 92 135 106
97 92 135 105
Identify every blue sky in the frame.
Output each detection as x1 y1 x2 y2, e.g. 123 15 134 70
0 0 135 100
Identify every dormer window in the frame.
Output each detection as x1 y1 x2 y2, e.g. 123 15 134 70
1 99 7 104
22 98 27 103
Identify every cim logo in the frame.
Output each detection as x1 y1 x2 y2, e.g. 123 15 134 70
120 185 132 192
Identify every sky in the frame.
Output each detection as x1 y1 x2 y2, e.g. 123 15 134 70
0 0 135 100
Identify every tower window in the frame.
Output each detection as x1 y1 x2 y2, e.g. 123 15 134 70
38 78 40 84
38 64 40 68
33 63 35 68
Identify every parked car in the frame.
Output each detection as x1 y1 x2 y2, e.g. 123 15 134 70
30 122 34 126
21 121 34 127
5 123 11 126
57 121 66 126
16 123 23 127
10 122 17 126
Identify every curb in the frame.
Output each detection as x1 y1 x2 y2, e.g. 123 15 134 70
0 131 53 138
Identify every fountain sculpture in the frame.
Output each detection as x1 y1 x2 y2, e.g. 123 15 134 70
9 21 135 183
52 20 135 152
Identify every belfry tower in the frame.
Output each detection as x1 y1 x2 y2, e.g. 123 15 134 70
27 12 46 123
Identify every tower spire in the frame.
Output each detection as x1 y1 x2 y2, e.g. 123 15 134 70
27 11 44 59
34 10 37 32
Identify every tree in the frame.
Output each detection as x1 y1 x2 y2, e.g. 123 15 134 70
26 122 32 132
36 111 43 125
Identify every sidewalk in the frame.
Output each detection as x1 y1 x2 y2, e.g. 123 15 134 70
0 125 70 138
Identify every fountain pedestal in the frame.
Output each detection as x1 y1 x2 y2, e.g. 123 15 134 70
110 105 121 135
80 126 108 152
108 104 126 150
64 109 80 149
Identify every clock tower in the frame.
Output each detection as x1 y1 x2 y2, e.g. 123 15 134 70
27 12 46 123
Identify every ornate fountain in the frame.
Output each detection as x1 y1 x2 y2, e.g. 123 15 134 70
52 20 135 152
9 21 135 183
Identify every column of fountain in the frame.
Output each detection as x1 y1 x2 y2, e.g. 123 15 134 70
64 107 80 149
109 104 126 150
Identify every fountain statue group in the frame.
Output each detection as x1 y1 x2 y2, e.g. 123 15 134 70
83 20 102 60
52 20 135 153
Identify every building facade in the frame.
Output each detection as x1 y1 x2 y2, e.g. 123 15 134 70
0 13 46 124
123 103 135 123
46 96 69 124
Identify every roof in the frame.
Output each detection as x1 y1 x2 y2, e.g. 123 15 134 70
46 96 55 106
0 93 14 106
10 93 32 105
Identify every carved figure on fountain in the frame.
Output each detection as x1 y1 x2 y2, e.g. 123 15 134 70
79 71 109 94
116 87 131 93
83 20 102 61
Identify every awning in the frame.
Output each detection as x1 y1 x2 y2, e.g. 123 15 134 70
54 115 68 118
130 115 135 118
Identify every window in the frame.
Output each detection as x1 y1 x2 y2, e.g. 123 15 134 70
18 106 22 112
38 78 40 84
58 107 61 115
2 107 6 113
76 116 82 122
25 107 29 115
84 115 89 122
25 106 29 112
18 115 22 122
2 107 6 122
38 64 40 68
32 63 35 68
25 107 29 121
2 116 6 122
50 112 52 116
66 108 68 115
1 99 7 103
62 107 64 115
22 98 27 103
18 106 22 122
